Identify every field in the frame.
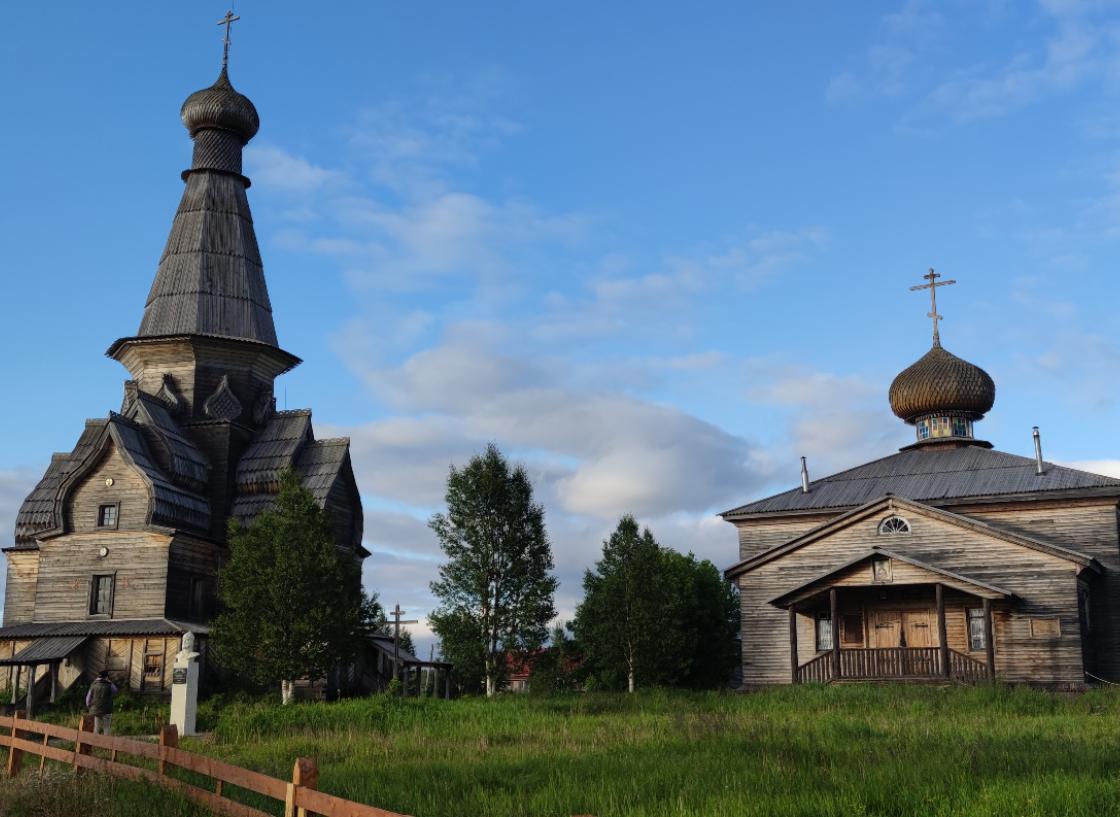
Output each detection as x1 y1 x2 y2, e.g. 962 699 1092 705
3 685 1120 817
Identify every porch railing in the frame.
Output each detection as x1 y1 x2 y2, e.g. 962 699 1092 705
795 647 988 683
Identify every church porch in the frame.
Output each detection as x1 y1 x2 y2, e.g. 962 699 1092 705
772 553 1010 684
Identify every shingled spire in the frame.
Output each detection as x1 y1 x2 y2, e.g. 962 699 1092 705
136 62 277 345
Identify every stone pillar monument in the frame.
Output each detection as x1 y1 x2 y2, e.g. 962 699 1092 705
170 632 200 736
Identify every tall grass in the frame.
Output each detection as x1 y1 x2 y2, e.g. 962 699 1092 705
5 685 1120 816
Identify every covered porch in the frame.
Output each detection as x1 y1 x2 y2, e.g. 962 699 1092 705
771 549 1009 684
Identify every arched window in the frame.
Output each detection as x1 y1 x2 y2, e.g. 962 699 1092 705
878 515 911 535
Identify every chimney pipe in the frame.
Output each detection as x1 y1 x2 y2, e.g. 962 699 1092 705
800 456 810 493
1032 426 1044 475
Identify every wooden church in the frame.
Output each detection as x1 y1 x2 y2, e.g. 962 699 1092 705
0 55 364 700
723 273 1120 689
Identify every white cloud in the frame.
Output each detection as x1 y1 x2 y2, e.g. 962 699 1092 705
1063 459 1120 477
246 145 344 192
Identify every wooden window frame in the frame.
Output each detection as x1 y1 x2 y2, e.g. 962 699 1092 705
966 607 985 651
96 502 120 530
88 573 116 619
815 610 833 652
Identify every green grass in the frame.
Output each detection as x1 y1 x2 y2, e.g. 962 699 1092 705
5 685 1120 816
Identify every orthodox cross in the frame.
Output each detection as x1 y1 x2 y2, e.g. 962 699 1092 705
909 267 955 347
217 10 241 71
389 603 418 690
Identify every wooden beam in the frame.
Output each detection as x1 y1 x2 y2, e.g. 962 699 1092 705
983 597 996 682
788 608 798 684
936 584 950 678
830 588 840 681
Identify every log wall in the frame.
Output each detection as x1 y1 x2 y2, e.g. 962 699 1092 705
32 532 171 622
2 551 39 625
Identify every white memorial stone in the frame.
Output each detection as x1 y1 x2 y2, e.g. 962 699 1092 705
170 632 200 736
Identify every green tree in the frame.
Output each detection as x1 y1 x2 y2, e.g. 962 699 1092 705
429 444 558 697
211 469 379 704
573 515 666 692
573 516 739 691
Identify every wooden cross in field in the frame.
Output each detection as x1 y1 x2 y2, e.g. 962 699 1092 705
389 603 418 688
217 10 241 70
910 267 955 347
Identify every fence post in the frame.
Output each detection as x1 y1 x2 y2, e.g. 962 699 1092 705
284 757 318 817
73 715 94 774
158 723 178 776
6 711 26 778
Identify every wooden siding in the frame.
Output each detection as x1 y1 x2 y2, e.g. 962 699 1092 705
166 534 223 622
963 499 1120 679
738 508 1083 685
83 636 183 691
735 515 832 562
32 532 171 622
2 552 39 625
64 441 151 533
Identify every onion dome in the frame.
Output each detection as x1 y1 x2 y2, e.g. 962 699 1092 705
889 344 995 424
180 68 259 143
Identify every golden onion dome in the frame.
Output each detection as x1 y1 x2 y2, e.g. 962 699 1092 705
889 344 995 423
180 68 259 143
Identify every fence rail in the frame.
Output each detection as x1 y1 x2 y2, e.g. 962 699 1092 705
0 713 410 817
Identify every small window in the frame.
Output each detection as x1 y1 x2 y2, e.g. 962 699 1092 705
878 516 911 535
951 417 970 437
967 608 986 651
97 504 119 529
1030 617 1061 638
872 558 894 583
89 574 115 617
815 611 833 652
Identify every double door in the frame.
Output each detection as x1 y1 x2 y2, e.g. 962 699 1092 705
869 610 936 648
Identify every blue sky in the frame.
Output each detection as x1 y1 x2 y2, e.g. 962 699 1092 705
4 1 1120 650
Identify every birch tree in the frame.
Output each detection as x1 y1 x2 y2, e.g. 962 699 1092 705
429 444 558 697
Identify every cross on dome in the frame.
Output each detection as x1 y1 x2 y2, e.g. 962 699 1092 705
218 10 241 71
909 267 956 347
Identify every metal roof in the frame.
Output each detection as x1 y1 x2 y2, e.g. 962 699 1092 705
722 445 1120 518
0 619 205 639
0 636 88 666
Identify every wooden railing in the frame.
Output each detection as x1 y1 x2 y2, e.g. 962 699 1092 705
0 713 410 817
797 648 990 684
838 647 940 679
796 653 833 683
947 649 988 682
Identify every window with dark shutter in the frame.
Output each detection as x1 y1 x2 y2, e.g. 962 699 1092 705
89 574 114 617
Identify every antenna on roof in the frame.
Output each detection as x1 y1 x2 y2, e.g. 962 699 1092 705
1032 427 1045 475
800 456 810 494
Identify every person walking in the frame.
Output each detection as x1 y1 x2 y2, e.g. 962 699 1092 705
86 670 117 735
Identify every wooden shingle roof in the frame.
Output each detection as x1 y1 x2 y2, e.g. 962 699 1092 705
137 170 277 346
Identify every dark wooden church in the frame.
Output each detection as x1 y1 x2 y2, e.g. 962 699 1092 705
0 60 364 699
724 273 1120 689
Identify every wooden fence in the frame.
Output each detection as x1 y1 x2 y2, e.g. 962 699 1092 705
0 712 408 817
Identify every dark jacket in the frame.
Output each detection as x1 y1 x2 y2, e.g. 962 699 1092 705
86 678 117 715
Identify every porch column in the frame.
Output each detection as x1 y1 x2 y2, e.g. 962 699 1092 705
829 588 840 680
788 608 798 684
936 584 950 679
982 598 996 682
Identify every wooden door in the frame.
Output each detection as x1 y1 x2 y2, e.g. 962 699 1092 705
902 611 935 648
869 611 901 647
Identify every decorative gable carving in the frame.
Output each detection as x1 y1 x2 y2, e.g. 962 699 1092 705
252 390 276 426
203 375 242 421
157 374 182 413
